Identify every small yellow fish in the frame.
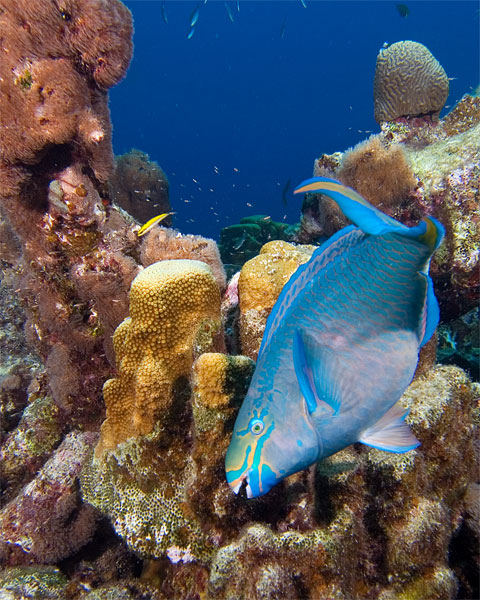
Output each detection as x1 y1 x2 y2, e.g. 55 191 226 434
137 212 175 237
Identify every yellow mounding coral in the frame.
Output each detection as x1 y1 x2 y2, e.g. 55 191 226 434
96 259 223 454
238 241 315 360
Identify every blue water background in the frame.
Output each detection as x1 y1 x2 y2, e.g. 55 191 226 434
111 1 479 240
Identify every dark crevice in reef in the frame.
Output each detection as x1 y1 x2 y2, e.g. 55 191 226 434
449 519 479 600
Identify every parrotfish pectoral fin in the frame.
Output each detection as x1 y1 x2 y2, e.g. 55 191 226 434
359 402 420 453
294 177 408 236
293 329 341 417
258 226 364 361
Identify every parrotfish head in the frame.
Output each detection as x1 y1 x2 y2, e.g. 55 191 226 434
225 389 321 498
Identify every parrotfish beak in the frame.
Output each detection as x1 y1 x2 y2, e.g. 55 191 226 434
227 470 251 498
226 465 278 499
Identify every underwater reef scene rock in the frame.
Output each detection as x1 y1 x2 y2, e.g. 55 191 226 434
0 2 478 596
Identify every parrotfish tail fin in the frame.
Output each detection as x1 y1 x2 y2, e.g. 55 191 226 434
412 216 444 347
294 177 445 347
294 177 409 236
258 226 365 361
359 402 420 453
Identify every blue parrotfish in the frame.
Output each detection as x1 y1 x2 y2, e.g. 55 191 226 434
225 176 444 499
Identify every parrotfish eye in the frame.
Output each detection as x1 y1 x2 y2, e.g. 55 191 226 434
249 418 264 435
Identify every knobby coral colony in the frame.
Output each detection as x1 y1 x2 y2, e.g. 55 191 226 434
0 4 478 597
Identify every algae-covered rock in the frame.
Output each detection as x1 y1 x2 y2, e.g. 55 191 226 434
0 565 67 599
204 364 478 599
0 394 63 501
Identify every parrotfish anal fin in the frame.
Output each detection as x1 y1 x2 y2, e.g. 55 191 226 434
258 226 365 361
294 177 407 236
359 402 420 453
292 329 341 417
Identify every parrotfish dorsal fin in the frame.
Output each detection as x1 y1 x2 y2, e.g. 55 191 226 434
359 402 420 453
294 177 408 236
258 226 365 361
293 328 341 416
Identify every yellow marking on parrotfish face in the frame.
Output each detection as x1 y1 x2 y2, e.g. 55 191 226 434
136 212 176 237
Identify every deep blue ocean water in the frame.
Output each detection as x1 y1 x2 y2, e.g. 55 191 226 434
111 0 479 240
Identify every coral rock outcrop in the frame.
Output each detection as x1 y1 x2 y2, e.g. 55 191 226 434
81 353 254 562
110 150 171 225
0 432 99 566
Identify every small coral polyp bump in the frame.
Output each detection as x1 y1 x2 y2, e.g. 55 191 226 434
89 129 104 143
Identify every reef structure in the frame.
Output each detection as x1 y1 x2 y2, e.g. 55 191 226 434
238 240 315 359
95 259 224 453
110 149 171 225
0 17 477 600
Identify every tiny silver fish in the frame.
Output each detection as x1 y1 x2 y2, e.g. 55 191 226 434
224 1 235 22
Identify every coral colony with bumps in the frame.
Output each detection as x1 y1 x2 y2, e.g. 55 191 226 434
0 0 477 596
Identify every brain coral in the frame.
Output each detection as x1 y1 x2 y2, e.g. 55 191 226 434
96 260 223 454
374 40 449 123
